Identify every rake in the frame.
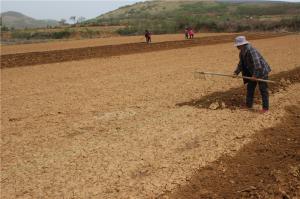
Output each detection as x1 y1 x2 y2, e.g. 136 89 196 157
194 71 276 84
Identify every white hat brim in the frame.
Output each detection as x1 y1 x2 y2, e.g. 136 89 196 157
234 41 249 47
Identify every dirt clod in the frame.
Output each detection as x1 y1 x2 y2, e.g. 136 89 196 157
221 102 226 109
209 102 219 110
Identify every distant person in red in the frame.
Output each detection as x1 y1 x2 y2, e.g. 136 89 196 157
145 30 151 44
185 28 189 39
188 28 194 39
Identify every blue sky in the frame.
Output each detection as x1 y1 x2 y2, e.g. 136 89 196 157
1 1 143 20
1 0 299 21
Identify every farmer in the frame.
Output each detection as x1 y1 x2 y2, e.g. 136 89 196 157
233 36 271 113
184 28 189 39
145 30 151 44
188 28 194 39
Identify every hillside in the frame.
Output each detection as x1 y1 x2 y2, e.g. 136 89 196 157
87 0 300 34
0 11 58 29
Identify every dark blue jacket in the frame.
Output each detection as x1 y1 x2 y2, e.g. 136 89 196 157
235 44 271 83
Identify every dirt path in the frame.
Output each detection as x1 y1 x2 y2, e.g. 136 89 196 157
1 35 299 198
161 102 300 199
1 33 289 68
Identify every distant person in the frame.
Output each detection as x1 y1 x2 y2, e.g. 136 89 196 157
185 28 189 39
188 28 194 39
233 36 271 113
145 30 151 44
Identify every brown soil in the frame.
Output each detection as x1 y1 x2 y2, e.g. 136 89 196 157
1 35 299 199
1 33 289 68
161 103 300 199
177 66 300 110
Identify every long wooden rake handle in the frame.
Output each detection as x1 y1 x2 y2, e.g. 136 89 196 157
195 71 276 84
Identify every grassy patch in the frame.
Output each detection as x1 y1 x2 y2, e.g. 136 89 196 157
92 1 300 35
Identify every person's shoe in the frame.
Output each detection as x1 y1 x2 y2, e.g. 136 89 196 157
260 109 269 114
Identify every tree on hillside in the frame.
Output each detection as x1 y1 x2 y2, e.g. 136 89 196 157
70 16 76 24
59 18 67 26
77 16 86 23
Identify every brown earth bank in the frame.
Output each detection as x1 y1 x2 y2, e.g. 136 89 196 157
177 66 300 110
0 33 289 69
160 103 300 199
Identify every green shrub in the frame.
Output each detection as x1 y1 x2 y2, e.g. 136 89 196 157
51 29 72 39
280 17 300 31
116 26 139 35
11 29 73 40
80 28 100 38
1 25 10 31
11 31 32 40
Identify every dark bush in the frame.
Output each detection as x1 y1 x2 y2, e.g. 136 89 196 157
51 29 72 39
11 29 73 40
116 26 139 35
11 31 32 40
1 25 10 31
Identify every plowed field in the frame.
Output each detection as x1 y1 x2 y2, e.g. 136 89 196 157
1 33 232 55
1 34 300 199
1 33 288 68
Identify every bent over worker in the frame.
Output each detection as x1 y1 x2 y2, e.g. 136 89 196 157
233 36 271 113
145 30 151 44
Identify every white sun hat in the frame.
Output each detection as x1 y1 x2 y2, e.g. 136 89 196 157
234 36 249 46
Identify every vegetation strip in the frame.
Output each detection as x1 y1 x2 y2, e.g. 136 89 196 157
160 103 300 198
94 1 300 34
177 66 300 110
1 33 289 68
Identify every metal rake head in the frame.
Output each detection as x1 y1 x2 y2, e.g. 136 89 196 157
194 71 207 80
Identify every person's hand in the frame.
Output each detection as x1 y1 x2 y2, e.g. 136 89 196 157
251 76 257 81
